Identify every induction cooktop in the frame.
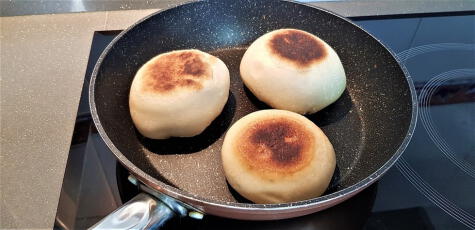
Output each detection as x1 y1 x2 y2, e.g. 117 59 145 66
56 12 475 230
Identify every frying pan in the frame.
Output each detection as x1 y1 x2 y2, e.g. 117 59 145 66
89 0 417 229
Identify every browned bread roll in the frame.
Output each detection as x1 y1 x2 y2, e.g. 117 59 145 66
129 49 230 139
221 109 336 203
240 29 346 114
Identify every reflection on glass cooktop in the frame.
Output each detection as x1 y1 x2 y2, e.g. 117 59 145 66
61 13 475 230
357 14 475 230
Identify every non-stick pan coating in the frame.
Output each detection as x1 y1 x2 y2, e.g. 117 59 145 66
90 0 416 219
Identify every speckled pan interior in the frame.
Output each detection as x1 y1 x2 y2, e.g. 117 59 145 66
91 0 414 204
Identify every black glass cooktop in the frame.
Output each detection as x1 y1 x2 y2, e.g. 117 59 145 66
67 12 475 230
356 13 475 230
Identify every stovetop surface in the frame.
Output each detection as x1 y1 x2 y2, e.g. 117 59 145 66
63 12 475 230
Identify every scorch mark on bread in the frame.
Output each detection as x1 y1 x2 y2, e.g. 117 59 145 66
237 117 315 178
143 51 212 93
269 29 327 68
251 122 303 166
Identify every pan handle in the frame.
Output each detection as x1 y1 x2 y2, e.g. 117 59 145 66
89 193 174 230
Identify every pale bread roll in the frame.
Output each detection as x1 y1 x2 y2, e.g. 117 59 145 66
221 109 336 204
240 29 346 114
129 49 230 139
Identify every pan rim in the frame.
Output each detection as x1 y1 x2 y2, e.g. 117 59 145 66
89 0 418 216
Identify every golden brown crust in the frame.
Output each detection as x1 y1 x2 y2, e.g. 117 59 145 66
142 51 212 93
268 29 327 68
236 117 315 180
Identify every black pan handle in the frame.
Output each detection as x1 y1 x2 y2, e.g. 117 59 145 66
89 193 174 230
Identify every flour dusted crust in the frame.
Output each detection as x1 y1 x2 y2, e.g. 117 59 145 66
129 49 230 139
221 110 336 203
240 29 346 114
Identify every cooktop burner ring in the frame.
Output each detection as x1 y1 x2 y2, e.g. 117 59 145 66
396 43 475 229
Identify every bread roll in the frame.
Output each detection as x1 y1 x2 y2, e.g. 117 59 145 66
240 29 346 114
221 109 336 204
129 49 230 139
